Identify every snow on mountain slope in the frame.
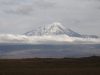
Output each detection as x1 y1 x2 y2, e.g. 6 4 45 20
24 22 81 37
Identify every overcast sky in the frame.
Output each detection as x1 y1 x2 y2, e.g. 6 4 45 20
0 0 100 36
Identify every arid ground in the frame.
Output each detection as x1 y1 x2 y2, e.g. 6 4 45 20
0 56 100 75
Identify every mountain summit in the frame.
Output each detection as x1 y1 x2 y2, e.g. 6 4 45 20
45 22 65 35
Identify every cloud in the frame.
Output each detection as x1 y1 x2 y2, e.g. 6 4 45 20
2 0 56 15
34 0 56 9
2 0 34 15
0 34 100 44
4 5 33 15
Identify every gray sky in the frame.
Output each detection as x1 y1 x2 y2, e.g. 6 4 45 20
0 0 100 36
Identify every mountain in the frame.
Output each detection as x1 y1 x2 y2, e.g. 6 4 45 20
24 22 99 38
25 22 81 37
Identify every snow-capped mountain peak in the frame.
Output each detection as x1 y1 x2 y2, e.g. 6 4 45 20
24 22 99 38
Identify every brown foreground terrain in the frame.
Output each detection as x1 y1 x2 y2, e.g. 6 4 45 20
0 56 100 75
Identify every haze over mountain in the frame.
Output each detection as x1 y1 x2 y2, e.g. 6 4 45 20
0 22 99 44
